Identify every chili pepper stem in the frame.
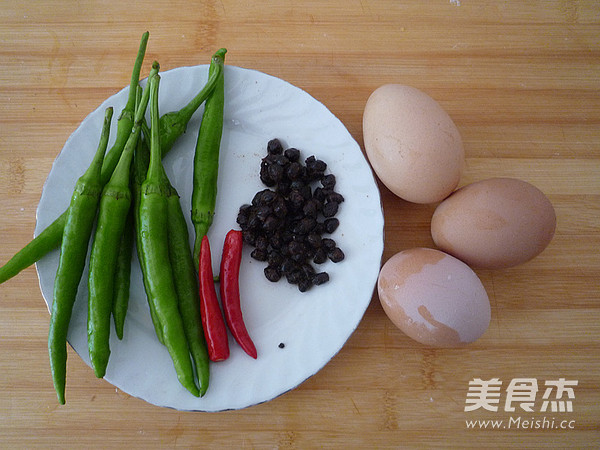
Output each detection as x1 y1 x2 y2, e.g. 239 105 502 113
100 34 152 186
159 48 226 154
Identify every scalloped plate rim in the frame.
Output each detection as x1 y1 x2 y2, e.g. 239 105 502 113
34 64 384 411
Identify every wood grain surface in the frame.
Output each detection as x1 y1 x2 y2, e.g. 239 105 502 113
1 1 598 448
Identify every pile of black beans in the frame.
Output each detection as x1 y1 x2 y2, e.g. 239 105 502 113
236 139 345 292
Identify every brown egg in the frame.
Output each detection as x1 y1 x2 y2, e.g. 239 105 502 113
377 248 491 348
362 84 464 204
431 177 556 269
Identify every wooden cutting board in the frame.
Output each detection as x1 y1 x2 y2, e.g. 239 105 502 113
0 0 598 447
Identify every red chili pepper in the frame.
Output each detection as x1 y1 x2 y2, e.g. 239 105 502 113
199 235 229 362
220 229 257 359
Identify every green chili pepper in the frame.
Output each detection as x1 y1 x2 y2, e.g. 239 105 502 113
0 32 150 285
111 84 146 342
87 79 152 378
112 207 134 340
49 107 113 405
192 48 227 269
166 186 211 396
132 123 165 346
110 84 143 342
138 74 199 397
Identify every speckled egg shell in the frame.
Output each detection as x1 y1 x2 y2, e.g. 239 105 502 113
362 84 465 204
431 177 556 269
377 248 491 348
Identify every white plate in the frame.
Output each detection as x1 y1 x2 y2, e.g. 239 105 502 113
35 65 384 411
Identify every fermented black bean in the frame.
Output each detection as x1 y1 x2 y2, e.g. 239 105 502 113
237 139 345 292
